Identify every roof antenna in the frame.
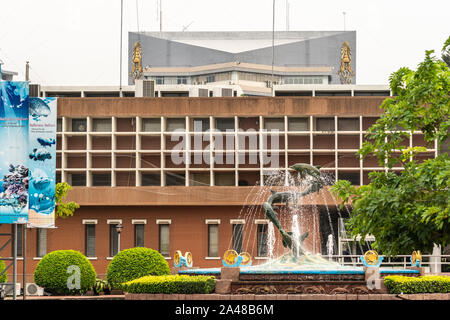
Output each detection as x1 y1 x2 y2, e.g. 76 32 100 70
286 0 289 31
342 11 346 31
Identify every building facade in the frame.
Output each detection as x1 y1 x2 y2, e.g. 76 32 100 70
128 31 357 95
0 94 437 281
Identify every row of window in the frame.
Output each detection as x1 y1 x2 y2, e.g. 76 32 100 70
60 117 377 133
82 221 268 259
151 73 328 86
64 171 366 187
9 225 47 258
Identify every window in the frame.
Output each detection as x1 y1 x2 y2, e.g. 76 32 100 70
288 118 309 131
36 228 47 258
134 224 145 247
57 118 62 132
215 118 234 131
215 172 235 186
208 224 219 257
190 172 210 186
69 173 86 186
177 77 187 85
85 224 96 257
92 173 111 186
206 75 215 83
142 118 161 132
72 118 87 132
159 224 170 257
142 173 161 186
166 118 186 132
11 225 23 257
316 117 335 131
338 118 359 131
338 172 360 186
110 224 119 257
264 118 284 131
192 118 210 132
93 118 112 132
257 224 268 257
165 172 185 186
232 224 243 253
155 76 164 85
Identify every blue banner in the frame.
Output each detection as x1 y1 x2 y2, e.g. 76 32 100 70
28 97 56 228
0 81 29 224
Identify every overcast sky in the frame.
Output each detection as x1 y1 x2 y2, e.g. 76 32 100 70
0 0 449 86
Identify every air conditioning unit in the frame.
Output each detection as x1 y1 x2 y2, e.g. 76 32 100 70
135 79 155 97
25 283 44 296
1 282 21 296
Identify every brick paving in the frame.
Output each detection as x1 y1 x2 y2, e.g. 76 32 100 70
125 293 450 300
3 293 449 300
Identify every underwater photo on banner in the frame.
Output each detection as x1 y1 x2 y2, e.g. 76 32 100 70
28 97 57 228
0 81 29 224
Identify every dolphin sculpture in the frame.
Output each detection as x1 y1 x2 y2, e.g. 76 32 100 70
262 163 325 255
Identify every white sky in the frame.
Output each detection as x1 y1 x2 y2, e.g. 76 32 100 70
0 0 449 86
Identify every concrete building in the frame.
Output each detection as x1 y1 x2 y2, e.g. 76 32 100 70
0 69 17 81
128 31 357 95
0 94 438 280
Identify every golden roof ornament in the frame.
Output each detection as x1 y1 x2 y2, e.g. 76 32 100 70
338 41 354 84
131 41 143 81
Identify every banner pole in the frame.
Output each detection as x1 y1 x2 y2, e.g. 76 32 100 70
23 226 26 300
12 224 17 300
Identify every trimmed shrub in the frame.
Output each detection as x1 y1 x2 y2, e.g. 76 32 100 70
0 258 6 283
34 250 96 295
122 275 215 294
384 275 450 294
106 247 171 289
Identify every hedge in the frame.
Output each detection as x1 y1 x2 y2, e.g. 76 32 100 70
0 258 6 283
34 250 97 295
106 247 171 289
122 275 215 294
384 275 450 294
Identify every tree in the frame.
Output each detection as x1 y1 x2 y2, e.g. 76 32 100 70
55 182 80 219
443 37 450 69
331 36 450 256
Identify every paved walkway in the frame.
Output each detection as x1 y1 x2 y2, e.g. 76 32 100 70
125 293 450 300
4 293 450 300
4 295 125 300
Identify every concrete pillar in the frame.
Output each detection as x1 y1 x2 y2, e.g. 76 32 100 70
215 267 240 294
364 267 386 293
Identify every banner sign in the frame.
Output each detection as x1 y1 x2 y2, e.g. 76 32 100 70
0 81 30 224
28 97 57 228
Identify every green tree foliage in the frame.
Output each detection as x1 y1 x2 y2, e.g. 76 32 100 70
106 247 171 289
0 258 7 283
331 37 450 256
33 250 96 295
443 37 450 68
55 182 80 219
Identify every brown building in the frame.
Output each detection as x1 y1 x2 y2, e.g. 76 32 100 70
0 95 436 281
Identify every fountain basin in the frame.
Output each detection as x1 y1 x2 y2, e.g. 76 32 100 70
179 266 420 294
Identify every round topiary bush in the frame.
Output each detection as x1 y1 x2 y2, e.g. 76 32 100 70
0 257 7 283
33 250 96 295
106 247 171 289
